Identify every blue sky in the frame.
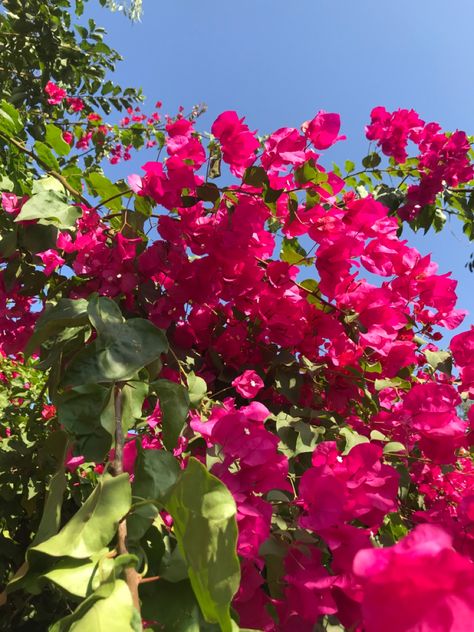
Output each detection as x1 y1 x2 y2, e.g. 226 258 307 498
88 0 474 330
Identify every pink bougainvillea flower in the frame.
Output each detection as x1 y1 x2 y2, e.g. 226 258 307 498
37 249 65 276
232 369 264 398
62 131 74 146
66 97 85 112
41 404 56 420
302 111 345 149
211 110 259 176
65 449 85 472
353 524 474 632
44 81 67 105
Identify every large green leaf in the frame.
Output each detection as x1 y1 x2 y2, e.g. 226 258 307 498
152 379 190 449
49 579 137 632
165 458 240 632
62 319 168 387
15 190 81 228
31 474 131 560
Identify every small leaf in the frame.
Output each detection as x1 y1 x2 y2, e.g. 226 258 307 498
34 141 61 171
362 152 381 169
45 124 71 156
242 166 268 188
424 349 452 376
340 427 370 455
280 237 312 266
87 295 124 335
187 372 207 408
383 441 406 455
87 172 125 211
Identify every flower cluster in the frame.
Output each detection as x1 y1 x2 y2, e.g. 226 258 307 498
366 106 474 219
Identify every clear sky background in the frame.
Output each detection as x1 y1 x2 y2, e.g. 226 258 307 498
88 0 474 332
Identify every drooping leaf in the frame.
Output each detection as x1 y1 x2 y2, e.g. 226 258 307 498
31 474 131 560
165 458 240 632
25 298 89 358
152 379 190 449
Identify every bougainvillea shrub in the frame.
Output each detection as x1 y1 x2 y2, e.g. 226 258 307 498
1 51 474 629
0 0 474 632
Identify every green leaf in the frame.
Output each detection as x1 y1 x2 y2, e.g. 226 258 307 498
15 190 81 228
383 441 406 455
140 579 202 631
208 146 221 180
42 557 101 599
339 427 370 455
362 152 381 169
45 124 71 156
34 141 61 171
87 295 125 335
25 298 89 358
49 579 137 632
152 379 190 449
294 160 327 186
197 183 221 204
133 448 181 503
242 166 268 188
19 223 58 254
87 172 125 211
31 474 131 559
0 100 23 134
165 458 240 632
33 465 67 546
424 349 452 375
374 376 410 391
62 164 83 192
280 237 312 266
62 318 168 387
187 372 207 408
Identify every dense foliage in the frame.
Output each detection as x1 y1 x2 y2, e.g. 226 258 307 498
0 2 474 631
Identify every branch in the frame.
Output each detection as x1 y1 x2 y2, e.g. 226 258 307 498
0 131 90 206
112 384 141 613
